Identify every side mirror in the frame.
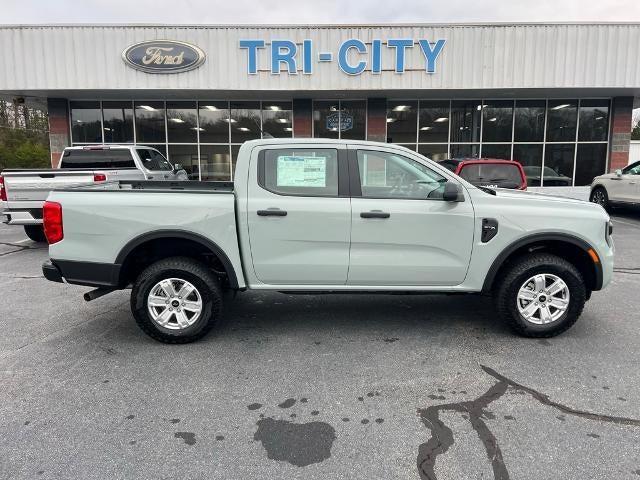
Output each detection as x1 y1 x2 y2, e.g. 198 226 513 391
615 169 622 177
442 181 462 202
173 163 183 172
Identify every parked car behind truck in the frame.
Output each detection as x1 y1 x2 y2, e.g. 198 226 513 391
590 160 640 210
41 139 613 343
0 145 187 241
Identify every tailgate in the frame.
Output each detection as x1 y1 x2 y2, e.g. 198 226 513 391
3 170 97 205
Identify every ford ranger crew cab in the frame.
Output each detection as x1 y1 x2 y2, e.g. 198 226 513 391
1 145 187 241
41 139 614 343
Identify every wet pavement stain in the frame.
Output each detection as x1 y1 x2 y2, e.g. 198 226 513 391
174 432 197 445
125 415 135 420
384 337 400 343
361 419 370 424
253 417 336 467
247 403 262 410
587 433 601 439
417 365 640 480
216 435 225 441
278 398 296 408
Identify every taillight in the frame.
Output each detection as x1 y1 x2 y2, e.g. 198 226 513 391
43 201 63 244
93 173 107 182
0 175 6 202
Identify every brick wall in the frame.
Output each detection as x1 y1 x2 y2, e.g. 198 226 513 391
292 99 312 138
47 98 70 167
366 98 387 142
608 97 633 172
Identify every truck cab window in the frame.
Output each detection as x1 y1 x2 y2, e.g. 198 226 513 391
356 150 447 200
260 148 339 197
137 149 173 171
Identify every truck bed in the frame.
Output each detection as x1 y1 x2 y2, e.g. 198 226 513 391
58 180 235 193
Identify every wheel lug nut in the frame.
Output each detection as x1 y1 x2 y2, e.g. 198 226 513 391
535 302 538 305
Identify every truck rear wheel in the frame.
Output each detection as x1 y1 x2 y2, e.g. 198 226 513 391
131 257 223 344
494 253 586 337
24 225 46 243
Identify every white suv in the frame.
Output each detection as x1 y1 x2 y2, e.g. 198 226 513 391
590 160 640 210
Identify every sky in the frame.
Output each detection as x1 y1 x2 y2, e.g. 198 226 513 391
1 0 640 24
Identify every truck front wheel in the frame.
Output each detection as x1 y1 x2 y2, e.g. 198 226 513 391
494 253 586 337
24 225 46 243
131 257 223 344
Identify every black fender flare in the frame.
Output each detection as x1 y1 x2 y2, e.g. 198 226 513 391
115 229 240 289
481 233 603 293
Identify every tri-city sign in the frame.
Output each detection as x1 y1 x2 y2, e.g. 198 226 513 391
239 38 446 75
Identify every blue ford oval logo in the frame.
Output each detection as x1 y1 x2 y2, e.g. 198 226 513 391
122 40 206 74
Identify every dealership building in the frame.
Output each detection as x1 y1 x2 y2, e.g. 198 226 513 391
0 22 638 185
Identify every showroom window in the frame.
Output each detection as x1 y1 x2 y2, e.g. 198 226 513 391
134 101 166 144
68 98 609 186
386 101 418 144
102 101 134 143
70 101 102 143
71 100 294 181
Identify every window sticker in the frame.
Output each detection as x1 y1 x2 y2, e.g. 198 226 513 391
277 156 327 187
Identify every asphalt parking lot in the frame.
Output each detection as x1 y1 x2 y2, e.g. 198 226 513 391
1 211 639 480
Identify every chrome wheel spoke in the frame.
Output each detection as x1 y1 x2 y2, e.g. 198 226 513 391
547 279 566 296
521 301 540 319
518 288 536 301
160 279 177 298
148 295 168 308
533 274 546 292
551 297 569 310
155 308 174 327
175 310 190 329
183 300 202 312
177 282 195 299
539 305 553 323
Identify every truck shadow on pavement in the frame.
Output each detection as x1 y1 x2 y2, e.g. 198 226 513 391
215 291 513 340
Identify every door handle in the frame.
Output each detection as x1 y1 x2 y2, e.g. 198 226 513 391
148 176 154 179
360 211 390 219
257 209 287 217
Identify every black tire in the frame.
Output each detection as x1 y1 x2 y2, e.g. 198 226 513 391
494 253 586 338
131 256 223 344
24 225 46 242
589 187 610 211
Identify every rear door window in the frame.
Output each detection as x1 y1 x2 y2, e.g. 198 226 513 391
60 149 135 169
137 149 173 171
259 148 339 197
457 163 523 188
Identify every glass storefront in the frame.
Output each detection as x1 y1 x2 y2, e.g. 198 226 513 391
384 98 610 186
69 97 610 186
70 100 293 180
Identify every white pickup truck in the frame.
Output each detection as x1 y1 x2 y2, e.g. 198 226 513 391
41 139 614 343
0 145 186 241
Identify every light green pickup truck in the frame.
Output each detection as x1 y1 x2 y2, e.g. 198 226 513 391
41 139 614 343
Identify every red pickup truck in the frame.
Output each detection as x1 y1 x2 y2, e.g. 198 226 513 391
438 158 527 190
